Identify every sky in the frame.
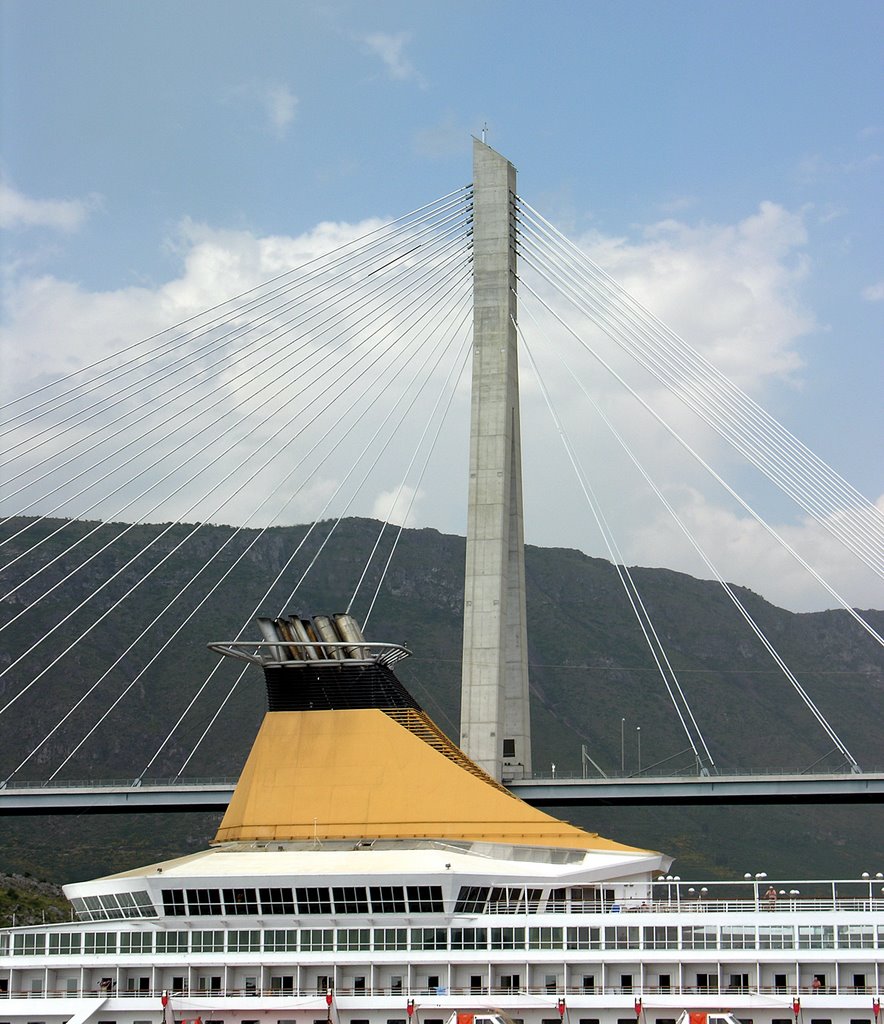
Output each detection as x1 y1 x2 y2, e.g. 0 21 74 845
0 0 882 614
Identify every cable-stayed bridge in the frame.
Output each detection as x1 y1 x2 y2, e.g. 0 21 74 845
0 140 881 816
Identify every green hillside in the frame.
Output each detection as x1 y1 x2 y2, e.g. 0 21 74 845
0 516 881 886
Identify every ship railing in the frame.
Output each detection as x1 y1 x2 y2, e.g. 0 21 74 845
3 983 877 1000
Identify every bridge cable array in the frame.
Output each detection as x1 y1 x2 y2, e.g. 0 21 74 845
0 183 878 785
515 197 884 581
0 189 475 782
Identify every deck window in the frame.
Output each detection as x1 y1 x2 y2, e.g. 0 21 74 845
571 886 603 912
799 925 835 949
528 927 563 950
84 932 117 955
643 926 678 949
223 888 258 915
333 887 369 914
337 928 371 951
451 927 487 950
410 927 446 950
260 887 295 915
838 925 874 948
453 886 489 913
48 933 82 955
162 890 186 917
406 886 444 913
119 933 152 954
375 928 408 950
682 926 717 949
301 928 334 951
13 933 46 955
186 888 222 916
721 925 755 949
191 930 223 952
297 887 331 915
488 887 526 913
566 926 601 950
604 926 639 949
759 925 794 949
156 931 188 953
490 926 525 949
264 929 297 952
228 930 261 952
370 886 405 913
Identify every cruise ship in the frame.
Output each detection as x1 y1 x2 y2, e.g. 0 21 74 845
1 613 881 1024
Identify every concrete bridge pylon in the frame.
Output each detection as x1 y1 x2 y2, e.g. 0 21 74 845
460 139 532 782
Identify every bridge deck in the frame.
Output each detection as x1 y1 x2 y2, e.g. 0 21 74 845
1 772 881 814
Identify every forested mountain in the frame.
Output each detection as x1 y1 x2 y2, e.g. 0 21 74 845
0 516 881 887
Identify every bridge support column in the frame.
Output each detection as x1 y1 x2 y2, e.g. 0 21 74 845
460 138 531 782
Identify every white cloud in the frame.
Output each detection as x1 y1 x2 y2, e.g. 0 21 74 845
796 151 882 184
861 280 884 302
1 201 875 613
227 81 298 139
370 485 421 527
361 31 423 85
263 84 298 139
0 180 98 232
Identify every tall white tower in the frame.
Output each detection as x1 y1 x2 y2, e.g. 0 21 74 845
460 139 532 782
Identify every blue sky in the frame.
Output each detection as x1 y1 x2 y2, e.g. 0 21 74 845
1 0 881 611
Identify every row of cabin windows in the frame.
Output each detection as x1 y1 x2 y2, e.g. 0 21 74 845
155 885 617 920
161 885 443 917
8 923 883 956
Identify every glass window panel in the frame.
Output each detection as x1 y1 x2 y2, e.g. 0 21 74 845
48 933 82 955
450 927 487 950
604 926 640 949
566 926 601 950
223 888 258 915
263 929 297 952
13 933 47 955
798 926 835 949
119 933 152 954
301 928 333 951
228 929 261 952
682 926 717 950
260 887 295 915
187 889 222 916
721 926 755 950
156 930 189 953
453 886 488 914
337 928 371 951
370 886 405 913
332 887 369 914
410 928 446 951
837 925 874 949
162 890 186 917
84 932 117 954
490 927 524 950
528 927 563 950
406 886 444 913
191 930 224 952
375 928 408 951
296 888 331 915
759 926 794 950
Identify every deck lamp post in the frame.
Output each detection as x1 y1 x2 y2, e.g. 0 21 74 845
745 871 767 908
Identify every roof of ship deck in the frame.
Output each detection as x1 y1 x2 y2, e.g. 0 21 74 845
72 838 664 890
